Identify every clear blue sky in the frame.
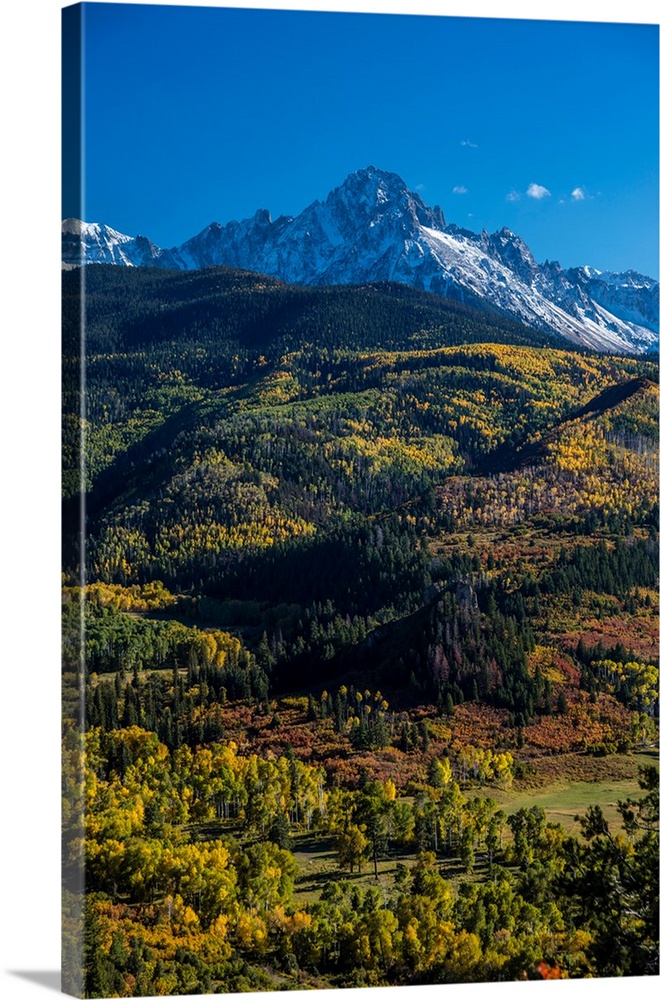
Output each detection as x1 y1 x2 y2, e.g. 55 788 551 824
64 2 659 277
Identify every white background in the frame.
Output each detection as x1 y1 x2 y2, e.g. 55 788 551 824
0 2 657 999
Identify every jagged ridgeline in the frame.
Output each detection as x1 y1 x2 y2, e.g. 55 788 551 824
64 166 660 355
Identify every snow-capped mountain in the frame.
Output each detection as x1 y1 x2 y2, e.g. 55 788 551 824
565 266 659 333
61 218 180 269
62 168 659 354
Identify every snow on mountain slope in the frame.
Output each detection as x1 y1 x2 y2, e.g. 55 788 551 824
566 266 659 334
61 168 659 355
416 226 654 354
62 219 136 267
61 219 179 269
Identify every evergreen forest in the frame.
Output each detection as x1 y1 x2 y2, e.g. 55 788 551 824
62 265 659 996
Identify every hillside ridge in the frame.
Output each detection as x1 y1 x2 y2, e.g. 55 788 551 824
62 166 659 355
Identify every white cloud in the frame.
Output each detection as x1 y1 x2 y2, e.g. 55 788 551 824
453 185 468 195
460 139 478 148
571 187 586 201
415 183 426 192
527 183 551 200
506 190 521 202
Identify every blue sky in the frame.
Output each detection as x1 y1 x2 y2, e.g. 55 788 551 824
64 2 659 276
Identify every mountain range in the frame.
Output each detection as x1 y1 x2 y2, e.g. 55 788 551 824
62 166 658 355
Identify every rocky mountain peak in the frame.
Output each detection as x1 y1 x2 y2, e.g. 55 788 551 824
61 167 658 355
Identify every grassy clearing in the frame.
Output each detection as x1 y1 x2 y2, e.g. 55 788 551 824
291 750 658 904
475 778 639 834
470 749 658 834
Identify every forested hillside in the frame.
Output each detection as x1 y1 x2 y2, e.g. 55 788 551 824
62 265 658 995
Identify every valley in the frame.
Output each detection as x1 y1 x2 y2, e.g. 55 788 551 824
62 263 659 995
